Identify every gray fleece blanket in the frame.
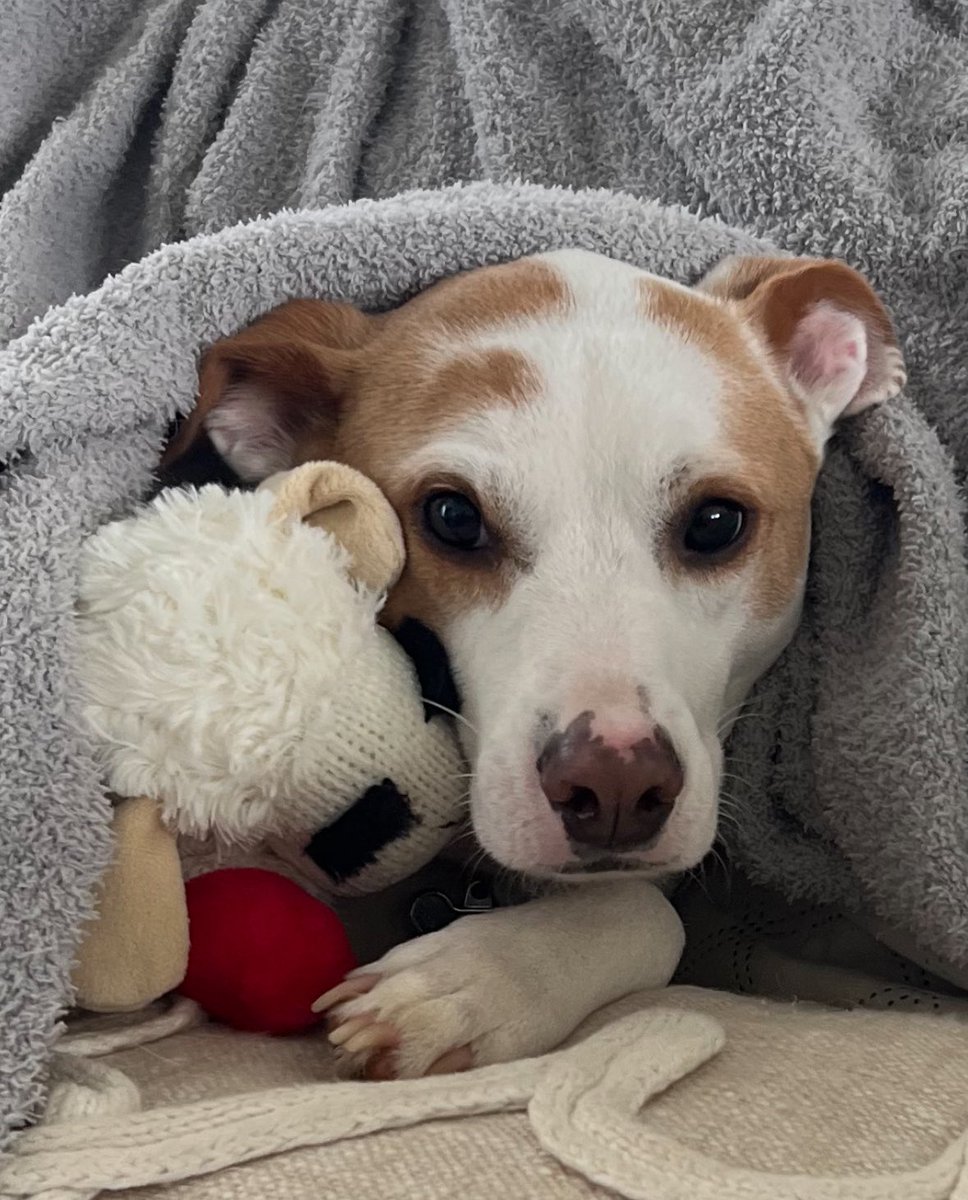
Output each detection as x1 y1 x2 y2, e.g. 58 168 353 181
1 0 967 1147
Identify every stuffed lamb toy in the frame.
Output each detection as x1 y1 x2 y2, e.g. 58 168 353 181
71 462 465 1012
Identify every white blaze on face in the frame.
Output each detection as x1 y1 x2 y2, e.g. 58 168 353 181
400 250 807 875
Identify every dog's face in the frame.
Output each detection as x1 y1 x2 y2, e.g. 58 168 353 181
169 250 904 878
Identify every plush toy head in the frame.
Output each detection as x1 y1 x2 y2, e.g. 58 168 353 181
76 462 466 896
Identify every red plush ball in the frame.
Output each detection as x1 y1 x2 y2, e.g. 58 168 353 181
179 868 357 1034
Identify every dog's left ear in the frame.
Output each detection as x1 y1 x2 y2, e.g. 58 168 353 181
698 256 906 429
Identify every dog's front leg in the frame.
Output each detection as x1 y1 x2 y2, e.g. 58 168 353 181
315 878 684 1079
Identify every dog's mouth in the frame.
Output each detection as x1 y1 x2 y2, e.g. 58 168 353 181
558 857 652 875
553 831 679 877
555 852 678 877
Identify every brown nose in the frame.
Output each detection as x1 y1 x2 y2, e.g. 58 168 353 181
537 716 684 851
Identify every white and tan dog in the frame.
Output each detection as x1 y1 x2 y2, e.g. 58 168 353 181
168 249 904 1078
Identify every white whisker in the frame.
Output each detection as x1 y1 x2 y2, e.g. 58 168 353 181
717 698 767 739
720 770 755 791
421 697 479 737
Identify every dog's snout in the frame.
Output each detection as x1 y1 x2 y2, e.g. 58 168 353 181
537 715 683 851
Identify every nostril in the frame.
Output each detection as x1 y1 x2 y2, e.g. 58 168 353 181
636 786 670 813
563 786 600 821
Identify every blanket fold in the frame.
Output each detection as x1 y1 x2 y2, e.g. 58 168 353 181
1 0 966 1147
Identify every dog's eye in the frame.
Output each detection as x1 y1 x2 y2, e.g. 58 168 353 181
683 499 746 555
423 492 489 551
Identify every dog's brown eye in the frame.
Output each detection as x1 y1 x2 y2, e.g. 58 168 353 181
423 492 488 551
683 500 746 555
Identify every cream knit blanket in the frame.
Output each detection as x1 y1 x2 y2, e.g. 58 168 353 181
4 988 968 1200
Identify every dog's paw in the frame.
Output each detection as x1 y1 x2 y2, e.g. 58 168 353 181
313 913 562 1080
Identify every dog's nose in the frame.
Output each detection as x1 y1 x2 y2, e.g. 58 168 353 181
537 719 684 851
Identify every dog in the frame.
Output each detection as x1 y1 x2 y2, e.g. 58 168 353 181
165 249 904 1079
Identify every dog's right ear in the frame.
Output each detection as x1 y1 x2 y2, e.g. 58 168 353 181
162 300 377 482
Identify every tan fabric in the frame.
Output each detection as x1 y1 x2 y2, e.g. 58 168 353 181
71 798 188 1014
263 461 405 593
7 987 968 1200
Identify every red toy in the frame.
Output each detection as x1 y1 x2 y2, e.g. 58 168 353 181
179 868 357 1034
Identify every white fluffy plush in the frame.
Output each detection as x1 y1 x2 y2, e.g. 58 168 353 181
75 479 465 895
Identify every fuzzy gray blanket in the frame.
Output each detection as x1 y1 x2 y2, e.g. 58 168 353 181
2 0 967 1147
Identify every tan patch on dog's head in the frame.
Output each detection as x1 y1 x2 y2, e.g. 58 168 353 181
339 345 540 631
166 257 567 633
640 276 819 620
399 256 571 337
334 259 568 631
333 258 568 633
337 345 540 479
639 276 759 370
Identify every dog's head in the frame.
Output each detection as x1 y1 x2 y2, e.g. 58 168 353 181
167 250 904 878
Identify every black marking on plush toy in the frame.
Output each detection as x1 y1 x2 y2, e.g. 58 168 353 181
391 619 462 722
304 779 418 884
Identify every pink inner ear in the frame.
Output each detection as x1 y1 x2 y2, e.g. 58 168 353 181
206 382 295 482
787 302 868 418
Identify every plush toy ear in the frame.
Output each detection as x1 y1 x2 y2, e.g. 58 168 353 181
261 461 405 594
698 256 906 433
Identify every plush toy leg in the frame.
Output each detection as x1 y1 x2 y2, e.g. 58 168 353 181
72 796 189 1013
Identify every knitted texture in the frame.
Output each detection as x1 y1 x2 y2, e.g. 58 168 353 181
4 989 968 1199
